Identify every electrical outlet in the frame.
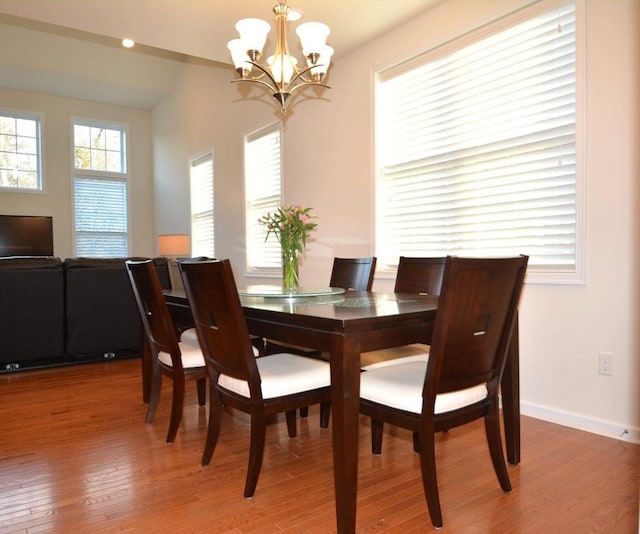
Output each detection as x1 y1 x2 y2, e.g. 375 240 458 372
598 352 613 376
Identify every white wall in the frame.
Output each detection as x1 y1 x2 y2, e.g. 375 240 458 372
0 88 155 258
151 0 639 442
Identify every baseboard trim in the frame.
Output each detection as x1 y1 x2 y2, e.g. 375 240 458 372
520 400 640 444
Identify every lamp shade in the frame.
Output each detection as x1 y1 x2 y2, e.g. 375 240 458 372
158 234 190 258
228 39 253 71
296 22 330 56
308 45 334 78
235 18 271 55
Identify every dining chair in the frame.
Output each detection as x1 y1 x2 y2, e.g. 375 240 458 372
125 259 207 443
359 255 528 528
329 256 377 291
179 259 332 498
360 256 446 370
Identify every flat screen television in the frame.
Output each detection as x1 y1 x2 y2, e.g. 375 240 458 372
0 215 54 257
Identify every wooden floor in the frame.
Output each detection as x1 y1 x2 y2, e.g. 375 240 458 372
1 359 638 534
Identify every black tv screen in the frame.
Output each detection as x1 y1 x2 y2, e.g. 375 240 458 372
0 215 54 257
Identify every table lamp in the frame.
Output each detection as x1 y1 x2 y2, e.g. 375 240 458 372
158 234 190 289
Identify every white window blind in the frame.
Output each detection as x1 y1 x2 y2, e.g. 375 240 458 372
375 1 577 277
0 111 42 190
245 123 282 271
190 152 214 258
74 176 128 257
72 119 128 257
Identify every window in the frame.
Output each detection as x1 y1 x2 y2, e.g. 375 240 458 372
0 111 43 191
375 1 581 283
244 123 282 272
72 119 128 257
190 152 214 257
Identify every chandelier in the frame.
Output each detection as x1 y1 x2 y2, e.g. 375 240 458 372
227 0 333 114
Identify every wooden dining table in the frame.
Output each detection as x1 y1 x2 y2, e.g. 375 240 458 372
152 287 521 534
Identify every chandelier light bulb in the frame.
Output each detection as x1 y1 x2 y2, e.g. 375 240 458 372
268 54 298 84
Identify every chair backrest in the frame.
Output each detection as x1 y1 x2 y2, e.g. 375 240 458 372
394 256 446 295
424 256 528 404
125 259 183 370
329 257 377 291
179 260 262 396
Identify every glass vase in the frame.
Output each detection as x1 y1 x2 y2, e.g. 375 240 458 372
282 248 299 292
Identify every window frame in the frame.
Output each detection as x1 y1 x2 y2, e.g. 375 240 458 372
244 122 283 277
71 117 130 258
0 109 44 192
373 0 585 285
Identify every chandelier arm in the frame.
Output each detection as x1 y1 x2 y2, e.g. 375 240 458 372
246 60 281 91
288 80 331 94
287 63 328 87
231 77 278 93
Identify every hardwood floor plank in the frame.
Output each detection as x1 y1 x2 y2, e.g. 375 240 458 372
1 359 638 533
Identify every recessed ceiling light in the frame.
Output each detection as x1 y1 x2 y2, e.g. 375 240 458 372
122 38 135 48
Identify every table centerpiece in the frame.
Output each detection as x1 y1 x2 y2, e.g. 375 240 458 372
258 205 317 292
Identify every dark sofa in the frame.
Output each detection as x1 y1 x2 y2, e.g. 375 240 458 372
0 256 65 367
0 256 171 371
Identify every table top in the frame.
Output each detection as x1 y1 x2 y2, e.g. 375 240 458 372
164 288 438 323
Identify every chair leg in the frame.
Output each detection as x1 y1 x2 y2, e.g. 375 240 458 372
196 377 206 406
418 424 443 529
300 407 309 418
371 418 384 455
201 387 223 465
245 413 267 498
319 401 331 428
145 364 162 423
412 431 420 453
484 405 512 492
166 375 185 443
285 410 297 438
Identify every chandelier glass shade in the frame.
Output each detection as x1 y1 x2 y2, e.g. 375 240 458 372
227 0 333 114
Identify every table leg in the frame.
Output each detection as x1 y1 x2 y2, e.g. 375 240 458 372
501 312 520 464
330 336 361 534
142 335 151 404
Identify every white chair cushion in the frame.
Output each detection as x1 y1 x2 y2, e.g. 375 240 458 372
179 328 199 345
360 360 488 414
158 340 205 369
360 343 429 371
218 353 331 399
180 328 259 356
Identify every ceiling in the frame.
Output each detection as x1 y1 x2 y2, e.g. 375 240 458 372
0 0 440 110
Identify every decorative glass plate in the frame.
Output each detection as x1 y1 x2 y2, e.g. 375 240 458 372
238 285 346 298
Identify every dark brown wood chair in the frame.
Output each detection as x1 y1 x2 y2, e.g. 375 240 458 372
125 259 207 443
359 255 528 528
393 255 446 294
179 259 332 498
360 256 446 370
329 256 377 291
